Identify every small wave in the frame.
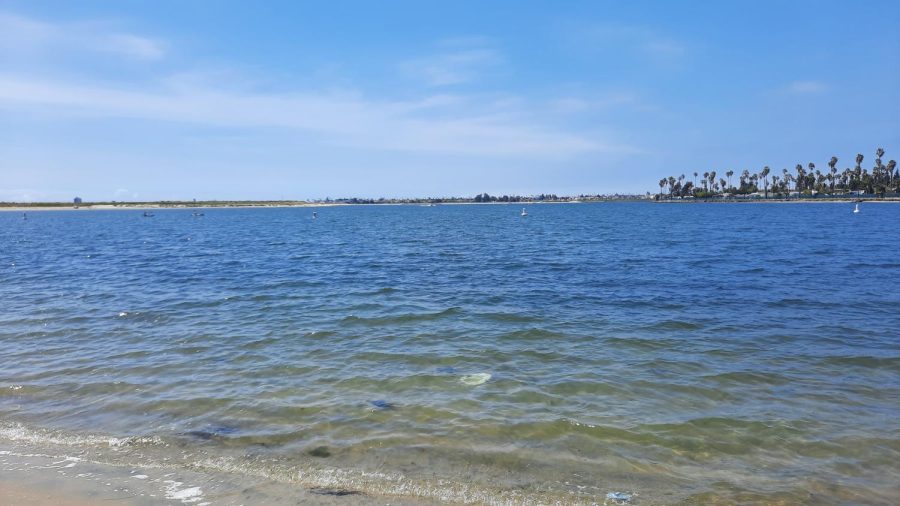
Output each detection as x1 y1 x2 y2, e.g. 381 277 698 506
497 328 570 341
474 311 540 323
340 307 461 326
644 319 702 331
702 370 791 386
767 298 835 309
0 422 161 448
820 355 900 370
112 310 171 325
847 262 900 270
604 336 675 351
186 454 603 505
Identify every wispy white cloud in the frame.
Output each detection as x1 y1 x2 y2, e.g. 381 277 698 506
0 11 164 61
560 22 687 65
0 12 636 167
0 188 68 202
642 39 686 59
0 75 618 157
547 93 638 114
400 38 502 86
783 80 828 94
0 12 54 45
96 33 166 60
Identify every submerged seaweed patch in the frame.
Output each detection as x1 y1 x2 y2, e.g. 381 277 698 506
310 487 362 496
307 446 332 458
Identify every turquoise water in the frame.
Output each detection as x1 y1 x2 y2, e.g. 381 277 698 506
1 203 899 504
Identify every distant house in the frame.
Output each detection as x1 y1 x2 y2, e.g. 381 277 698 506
73 197 83 205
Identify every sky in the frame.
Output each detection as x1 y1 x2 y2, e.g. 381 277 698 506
1 0 898 201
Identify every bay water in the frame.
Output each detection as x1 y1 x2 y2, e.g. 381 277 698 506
1 202 898 504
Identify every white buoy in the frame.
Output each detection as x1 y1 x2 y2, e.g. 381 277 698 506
853 203 860 214
520 208 528 217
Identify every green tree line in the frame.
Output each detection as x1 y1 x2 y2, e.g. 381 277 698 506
658 148 898 199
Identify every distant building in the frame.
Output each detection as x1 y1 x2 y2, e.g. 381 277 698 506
73 197 83 205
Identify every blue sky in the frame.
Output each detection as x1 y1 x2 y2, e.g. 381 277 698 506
1 0 898 201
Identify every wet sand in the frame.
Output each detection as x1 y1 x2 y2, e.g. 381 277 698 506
0 482 101 506
0 443 442 506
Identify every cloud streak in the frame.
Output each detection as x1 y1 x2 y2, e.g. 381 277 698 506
0 11 165 61
0 75 617 157
400 41 502 86
559 21 687 65
783 80 829 94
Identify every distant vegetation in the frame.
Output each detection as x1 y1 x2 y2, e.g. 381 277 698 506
658 148 898 199
1 194 647 208
288 193 640 204
0 200 310 208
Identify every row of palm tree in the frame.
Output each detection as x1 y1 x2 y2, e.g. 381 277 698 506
658 148 898 199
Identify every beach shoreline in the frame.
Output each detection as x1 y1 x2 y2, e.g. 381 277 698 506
4 197 900 212
0 202 339 212
655 197 900 204
0 438 442 506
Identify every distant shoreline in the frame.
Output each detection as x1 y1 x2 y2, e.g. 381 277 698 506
0 199 640 212
0 202 333 212
655 197 900 204
4 197 900 212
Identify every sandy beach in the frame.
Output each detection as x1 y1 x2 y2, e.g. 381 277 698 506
0 203 338 213
3 198 900 213
0 441 441 506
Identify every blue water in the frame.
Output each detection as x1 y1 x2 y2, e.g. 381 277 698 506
1 203 898 504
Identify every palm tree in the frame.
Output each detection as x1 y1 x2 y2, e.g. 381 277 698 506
828 156 838 194
853 154 865 193
693 172 698 187
655 147 893 200
887 160 897 191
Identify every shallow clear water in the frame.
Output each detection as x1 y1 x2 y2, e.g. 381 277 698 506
1 203 898 504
